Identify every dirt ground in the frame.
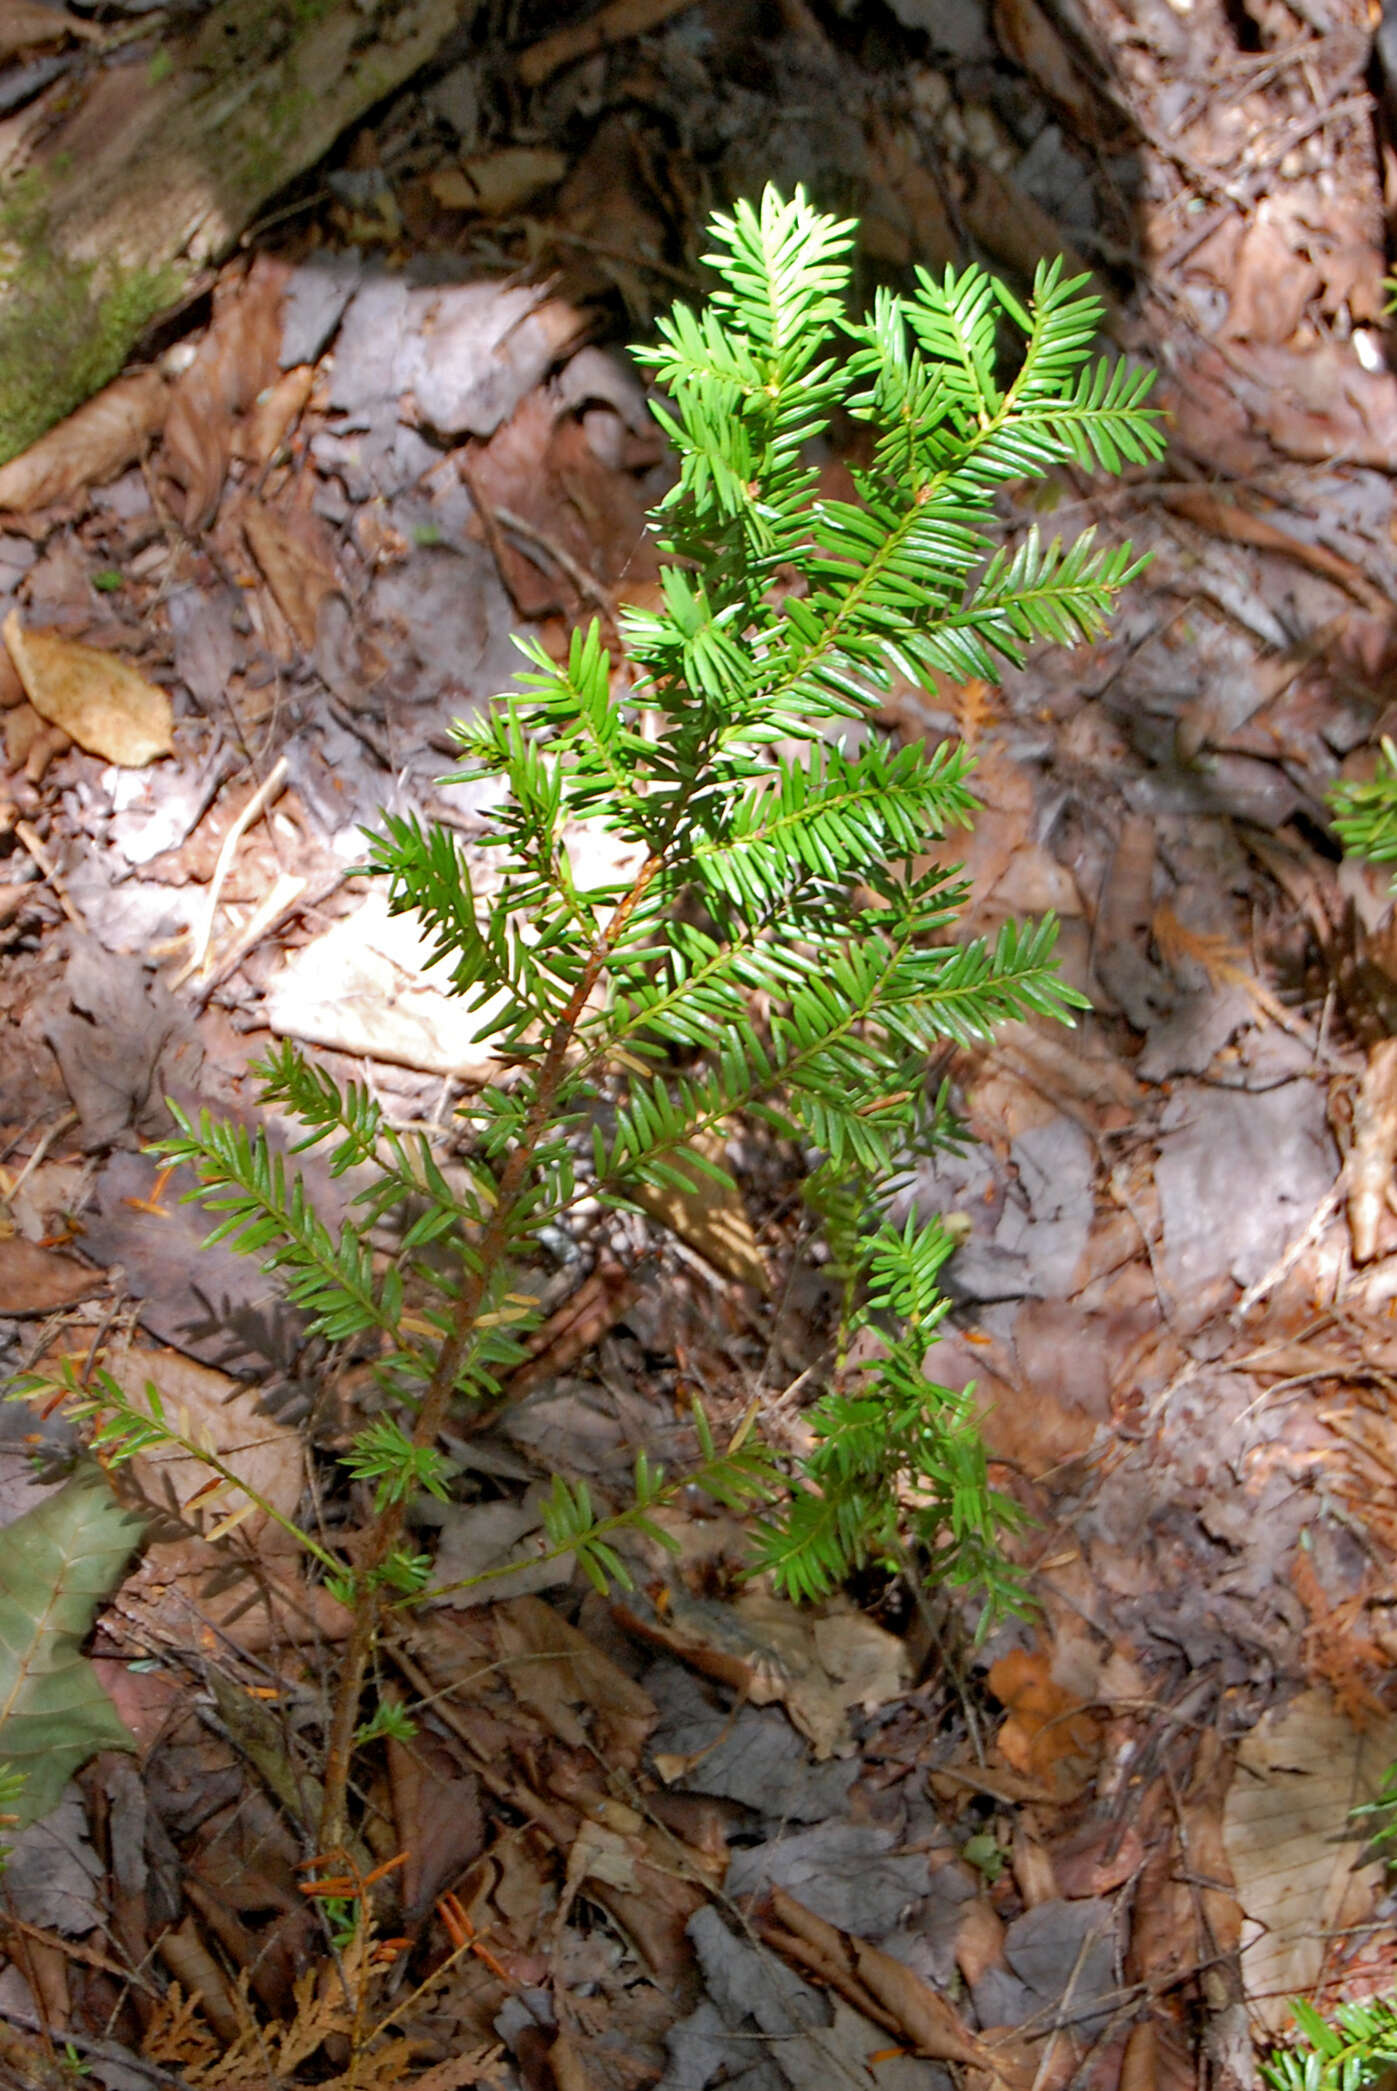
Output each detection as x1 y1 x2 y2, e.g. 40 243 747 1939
2 1 1397 2087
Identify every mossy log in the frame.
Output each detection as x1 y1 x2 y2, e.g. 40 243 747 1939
0 0 479 463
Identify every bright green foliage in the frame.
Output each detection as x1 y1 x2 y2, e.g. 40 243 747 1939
0 1464 143 1830
1330 737 1397 879
16 188 1161 1635
537 1417 774 1596
753 1204 1027 1607
353 1700 418 1749
1262 1993 1397 2091
342 1418 453 1510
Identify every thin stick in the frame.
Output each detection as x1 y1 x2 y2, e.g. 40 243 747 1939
170 756 288 989
188 869 309 1008
13 820 82 927
4 1110 77 1205
1233 1181 1344 1322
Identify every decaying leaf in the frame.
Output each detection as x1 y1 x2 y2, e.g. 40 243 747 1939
1345 1037 1397 1263
0 1463 144 1828
3 611 173 767
0 369 167 514
617 1586 907 1760
0 1233 103 1316
1224 1687 1397 2031
753 1885 991 2067
681 1900 932 2091
241 497 342 651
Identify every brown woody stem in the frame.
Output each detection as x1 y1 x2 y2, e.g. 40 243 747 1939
317 850 661 1850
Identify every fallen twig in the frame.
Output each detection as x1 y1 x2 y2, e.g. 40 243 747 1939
518 0 699 87
170 756 289 989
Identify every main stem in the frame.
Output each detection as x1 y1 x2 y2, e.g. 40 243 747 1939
317 850 661 1850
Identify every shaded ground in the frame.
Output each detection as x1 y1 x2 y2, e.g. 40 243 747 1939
2 1 1397 2087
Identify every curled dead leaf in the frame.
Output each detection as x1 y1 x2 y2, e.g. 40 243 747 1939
755 1885 992 2068
3 611 173 767
236 366 315 471
0 370 167 515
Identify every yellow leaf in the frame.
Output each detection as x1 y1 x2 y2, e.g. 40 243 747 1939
3 611 173 767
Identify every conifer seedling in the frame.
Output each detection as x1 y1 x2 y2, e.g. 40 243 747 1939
17 186 1165 1846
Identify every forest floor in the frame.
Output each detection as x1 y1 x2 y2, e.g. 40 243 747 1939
2 1 1397 2088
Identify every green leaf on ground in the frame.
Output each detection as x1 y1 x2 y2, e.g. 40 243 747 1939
0 1462 145 1828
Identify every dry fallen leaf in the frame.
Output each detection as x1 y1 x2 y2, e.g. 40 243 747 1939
1224 1687 1397 2032
633 1129 769 1291
992 0 1100 132
103 1340 304 1540
0 370 167 515
3 612 173 767
236 365 315 471
428 147 568 216
1162 485 1387 614
619 1585 907 1760
495 1594 656 1768
162 256 288 530
264 885 509 1079
0 1235 103 1316
241 498 341 651
755 1885 992 2068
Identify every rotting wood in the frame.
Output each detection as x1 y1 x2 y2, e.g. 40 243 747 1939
0 0 481 462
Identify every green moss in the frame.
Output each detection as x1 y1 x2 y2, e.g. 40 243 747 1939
0 176 181 464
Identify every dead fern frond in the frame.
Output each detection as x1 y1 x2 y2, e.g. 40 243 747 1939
1152 901 1300 1035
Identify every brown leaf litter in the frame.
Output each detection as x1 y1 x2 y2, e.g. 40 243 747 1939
2 0 1397 2082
